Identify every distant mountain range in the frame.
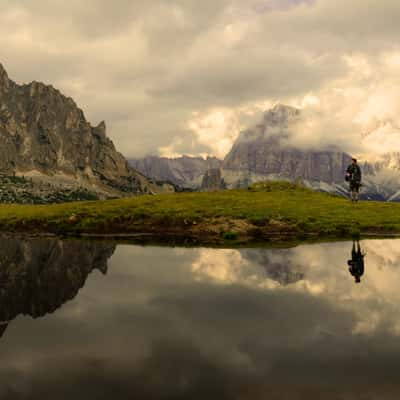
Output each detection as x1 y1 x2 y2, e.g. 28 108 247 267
0 63 170 202
2 60 397 202
129 155 221 189
131 104 400 201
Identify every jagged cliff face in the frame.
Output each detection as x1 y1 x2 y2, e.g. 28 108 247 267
0 238 115 329
201 168 226 191
129 155 222 188
222 105 351 186
357 153 400 201
0 63 162 196
362 153 400 175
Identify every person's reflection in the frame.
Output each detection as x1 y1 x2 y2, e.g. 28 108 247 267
347 241 365 283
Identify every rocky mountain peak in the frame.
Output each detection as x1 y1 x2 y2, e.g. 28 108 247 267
223 104 351 185
0 63 10 91
92 120 107 142
270 103 300 116
0 63 8 78
262 104 300 129
235 104 300 146
0 62 165 198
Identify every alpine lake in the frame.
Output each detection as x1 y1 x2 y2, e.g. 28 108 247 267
0 236 399 399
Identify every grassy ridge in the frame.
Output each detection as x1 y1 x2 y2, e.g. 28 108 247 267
0 181 399 242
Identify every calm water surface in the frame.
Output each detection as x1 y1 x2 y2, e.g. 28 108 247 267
0 238 399 399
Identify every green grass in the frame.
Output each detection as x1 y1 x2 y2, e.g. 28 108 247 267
0 181 399 241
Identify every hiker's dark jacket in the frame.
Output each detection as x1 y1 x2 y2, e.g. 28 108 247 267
348 245 365 278
348 256 364 279
346 164 362 183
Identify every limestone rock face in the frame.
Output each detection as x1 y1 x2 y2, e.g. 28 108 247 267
130 155 222 188
0 63 161 196
201 168 226 191
223 104 351 185
356 153 400 201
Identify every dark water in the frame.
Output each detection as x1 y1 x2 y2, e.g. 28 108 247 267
0 238 400 399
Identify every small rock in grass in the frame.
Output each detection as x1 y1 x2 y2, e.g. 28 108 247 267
69 214 79 224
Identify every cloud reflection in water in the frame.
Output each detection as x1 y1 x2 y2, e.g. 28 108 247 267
0 240 400 398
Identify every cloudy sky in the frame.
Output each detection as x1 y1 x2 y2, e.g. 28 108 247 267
2 0 400 159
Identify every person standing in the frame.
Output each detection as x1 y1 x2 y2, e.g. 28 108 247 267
346 158 362 202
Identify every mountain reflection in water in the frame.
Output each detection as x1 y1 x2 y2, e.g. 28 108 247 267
0 237 115 336
1 239 400 399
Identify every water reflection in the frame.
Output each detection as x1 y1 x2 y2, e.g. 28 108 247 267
1 239 400 399
347 241 366 283
0 237 115 337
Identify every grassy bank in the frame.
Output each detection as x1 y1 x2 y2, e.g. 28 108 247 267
0 181 399 244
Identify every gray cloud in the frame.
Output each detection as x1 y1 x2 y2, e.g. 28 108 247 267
1 0 400 157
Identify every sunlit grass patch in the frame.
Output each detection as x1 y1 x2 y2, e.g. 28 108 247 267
0 181 398 240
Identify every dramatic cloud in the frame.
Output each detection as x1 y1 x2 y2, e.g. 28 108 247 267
1 0 400 158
